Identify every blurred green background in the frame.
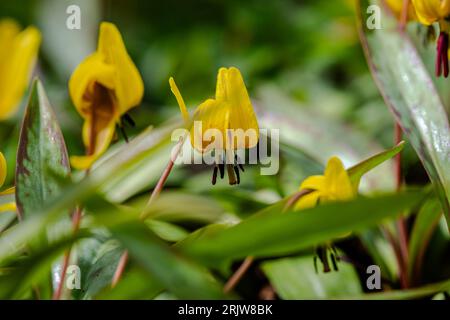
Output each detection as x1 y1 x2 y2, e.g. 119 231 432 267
0 0 425 191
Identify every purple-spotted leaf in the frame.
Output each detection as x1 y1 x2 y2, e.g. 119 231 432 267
16 79 70 219
357 0 450 228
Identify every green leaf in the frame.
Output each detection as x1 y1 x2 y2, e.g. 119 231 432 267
349 278 450 300
347 141 405 189
0 123 174 264
408 198 442 282
146 220 189 242
180 190 427 265
262 255 362 299
15 78 70 219
95 267 163 300
110 221 227 299
357 0 450 228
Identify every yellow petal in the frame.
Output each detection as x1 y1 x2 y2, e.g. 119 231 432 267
191 99 229 152
299 175 326 191
294 191 321 211
412 0 449 24
0 152 6 187
70 91 117 170
214 67 259 148
0 202 16 212
169 77 190 123
0 21 41 120
97 22 144 114
69 53 116 119
323 157 354 202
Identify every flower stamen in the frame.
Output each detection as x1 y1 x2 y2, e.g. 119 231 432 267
436 31 449 77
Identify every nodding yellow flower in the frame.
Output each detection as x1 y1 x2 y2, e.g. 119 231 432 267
69 22 144 170
0 19 41 120
0 152 16 212
294 156 355 273
294 157 355 211
169 67 259 185
410 0 450 77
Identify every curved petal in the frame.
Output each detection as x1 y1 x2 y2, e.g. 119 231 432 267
299 175 326 191
0 23 41 120
215 67 259 148
69 53 116 119
97 22 144 114
324 156 354 201
294 191 321 211
169 77 190 123
412 0 446 24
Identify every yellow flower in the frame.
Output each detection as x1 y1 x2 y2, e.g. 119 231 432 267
410 0 450 77
295 156 355 211
169 67 259 185
411 0 450 25
69 22 144 170
0 152 16 212
0 19 41 120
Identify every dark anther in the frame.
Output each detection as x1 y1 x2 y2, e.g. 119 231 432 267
123 113 136 127
227 164 237 185
235 154 245 172
313 255 318 274
316 246 330 273
212 166 218 185
330 252 339 271
118 123 129 143
219 163 225 179
233 165 240 185
436 31 449 78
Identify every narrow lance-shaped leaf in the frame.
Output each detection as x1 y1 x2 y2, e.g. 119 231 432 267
180 190 427 266
15 78 70 219
347 141 405 190
357 0 450 228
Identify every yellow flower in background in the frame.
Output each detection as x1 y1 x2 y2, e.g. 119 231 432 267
411 0 450 25
69 22 144 170
411 0 450 77
0 19 41 120
294 156 355 211
0 152 16 212
169 67 259 185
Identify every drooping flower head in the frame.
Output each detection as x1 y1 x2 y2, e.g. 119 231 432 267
293 142 405 272
0 152 16 212
0 19 41 120
69 22 144 169
170 67 259 185
294 156 355 211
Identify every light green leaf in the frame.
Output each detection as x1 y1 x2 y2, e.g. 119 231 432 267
262 255 362 299
347 141 405 190
408 198 442 282
357 0 450 227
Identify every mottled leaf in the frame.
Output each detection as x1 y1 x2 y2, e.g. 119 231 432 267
357 0 450 227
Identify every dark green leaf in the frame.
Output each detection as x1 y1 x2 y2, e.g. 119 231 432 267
180 190 427 265
15 78 70 219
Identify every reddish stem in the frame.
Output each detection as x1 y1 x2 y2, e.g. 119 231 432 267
111 136 185 287
52 206 82 300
